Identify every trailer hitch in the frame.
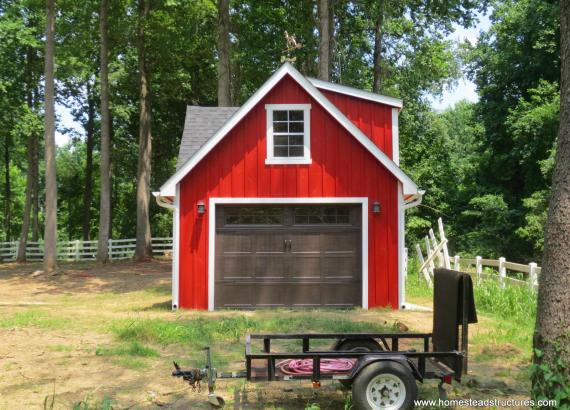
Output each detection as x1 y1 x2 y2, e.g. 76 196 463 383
172 347 226 408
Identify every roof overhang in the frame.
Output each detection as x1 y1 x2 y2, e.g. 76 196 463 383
158 63 418 197
307 77 403 109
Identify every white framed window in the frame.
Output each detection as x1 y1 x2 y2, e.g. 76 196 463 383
265 104 311 164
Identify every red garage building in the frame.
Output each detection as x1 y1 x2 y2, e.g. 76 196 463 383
155 63 422 311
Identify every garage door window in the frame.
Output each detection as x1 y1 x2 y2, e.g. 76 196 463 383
225 207 283 225
293 206 350 225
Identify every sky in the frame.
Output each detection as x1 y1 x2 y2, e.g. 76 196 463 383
55 12 492 147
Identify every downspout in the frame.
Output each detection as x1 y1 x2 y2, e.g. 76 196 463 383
153 191 179 310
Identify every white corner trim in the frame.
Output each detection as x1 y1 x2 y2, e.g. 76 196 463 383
265 104 311 164
392 108 400 166
397 182 406 309
307 77 403 109
159 63 417 197
172 184 180 310
207 197 369 311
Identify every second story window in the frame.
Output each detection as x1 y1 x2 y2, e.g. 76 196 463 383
265 104 311 164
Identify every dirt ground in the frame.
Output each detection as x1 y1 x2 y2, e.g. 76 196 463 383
0 260 531 409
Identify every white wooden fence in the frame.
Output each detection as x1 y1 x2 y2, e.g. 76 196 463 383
0 237 173 262
415 218 540 291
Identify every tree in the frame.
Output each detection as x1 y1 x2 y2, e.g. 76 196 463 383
317 0 330 81
134 0 152 261
43 0 57 272
372 0 385 93
97 0 111 262
217 0 231 106
532 0 570 401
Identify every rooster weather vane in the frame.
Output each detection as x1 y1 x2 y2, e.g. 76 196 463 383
281 31 302 63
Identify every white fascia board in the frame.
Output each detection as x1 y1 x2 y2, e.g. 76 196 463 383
159 62 417 196
307 77 403 109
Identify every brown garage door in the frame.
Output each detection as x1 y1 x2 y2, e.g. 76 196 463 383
215 205 361 308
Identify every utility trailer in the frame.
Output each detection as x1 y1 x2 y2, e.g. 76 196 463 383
172 268 477 410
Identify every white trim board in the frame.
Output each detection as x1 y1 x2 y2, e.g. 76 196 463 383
392 108 400 166
172 184 180 310
159 63 417 197
307 77 403 109
207 197 369 311
397 182 405 308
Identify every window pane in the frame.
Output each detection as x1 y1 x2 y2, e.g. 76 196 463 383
274 135 289 145
293 206 352 224
289 135 304 145
273 110 287 121
226 207 283 225
273 122 288 133
289 110 304 121
289 146 304 157
289 122 304 133
274 146 289 157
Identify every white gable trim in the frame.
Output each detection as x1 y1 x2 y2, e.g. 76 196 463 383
307 77 403 109
159 63 417 196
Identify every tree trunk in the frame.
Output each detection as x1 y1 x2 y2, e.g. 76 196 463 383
43 0 57 272
217 0 231 106
317 0 330 81
372 0 386 93
17 47 37 261
97 0 112 263
31 131 40 242
82 82 95 241
3 135 10 242
135 0 153 261
532 0 570 397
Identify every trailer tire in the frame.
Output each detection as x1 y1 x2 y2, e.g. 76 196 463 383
335 339 383 389
351 361 417 410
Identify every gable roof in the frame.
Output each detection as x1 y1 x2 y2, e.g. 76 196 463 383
159 63 418 197
308 77 403 109
177 106 239 170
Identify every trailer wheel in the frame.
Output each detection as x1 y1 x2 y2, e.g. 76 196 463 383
335 339 383 389
352 361 417 410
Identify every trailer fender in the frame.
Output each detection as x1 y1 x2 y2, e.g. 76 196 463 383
351 355 423 383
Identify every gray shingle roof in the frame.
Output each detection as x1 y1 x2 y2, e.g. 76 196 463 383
177 106 240 170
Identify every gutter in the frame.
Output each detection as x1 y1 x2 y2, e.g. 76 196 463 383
153 191 176 211
403 190 425 210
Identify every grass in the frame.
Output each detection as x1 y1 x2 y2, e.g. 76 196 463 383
110 313 394 347
95 341 159 358
0 309 67 330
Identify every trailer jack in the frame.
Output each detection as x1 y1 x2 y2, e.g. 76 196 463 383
172 347 226 408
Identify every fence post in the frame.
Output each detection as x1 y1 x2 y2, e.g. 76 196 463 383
454 255 460 271
429 229 444 268
424 236 435 276
475 256 482 283
529 262 538 291
499 257 506 288
438 218 451 269
75 240 80 261
415 244 431 285
14 240 20 261
108 239 113 261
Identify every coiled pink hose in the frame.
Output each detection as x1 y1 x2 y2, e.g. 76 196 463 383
277 358 356 375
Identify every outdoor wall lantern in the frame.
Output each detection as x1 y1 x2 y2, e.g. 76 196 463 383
372 201 381 214
197 200 206 214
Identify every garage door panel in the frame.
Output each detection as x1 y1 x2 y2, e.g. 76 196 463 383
216 284 255 308
321 232 358 252
255 256 287 279
290 256 321 279
216 233 253 254
289 233 321 253
217 256 255 280
254 284 288 307
254 234 287 253
322 256 358 280
321 283 361 307
288 284 321 307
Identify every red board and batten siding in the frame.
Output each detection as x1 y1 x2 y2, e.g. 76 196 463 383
178 75 399 310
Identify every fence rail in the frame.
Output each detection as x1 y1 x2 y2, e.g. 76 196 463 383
0 238 173 262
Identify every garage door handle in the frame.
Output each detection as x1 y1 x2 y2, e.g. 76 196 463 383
287 240 292 252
